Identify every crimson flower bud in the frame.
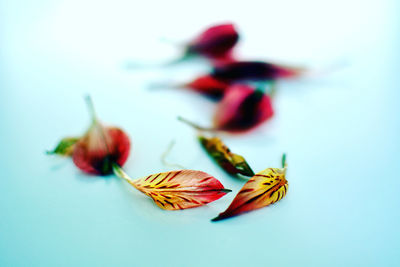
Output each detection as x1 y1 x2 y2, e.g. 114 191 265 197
186 23 239 59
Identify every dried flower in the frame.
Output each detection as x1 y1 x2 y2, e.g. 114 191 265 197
48 96 130 175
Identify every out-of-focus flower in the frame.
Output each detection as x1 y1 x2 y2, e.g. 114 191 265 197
211 61 305 82
178 84 274 133
185 23 239 59
126 23 239 68
48 96 130 175
213 84 274 132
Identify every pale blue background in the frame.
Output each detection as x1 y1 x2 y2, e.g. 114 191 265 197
0 0 399 266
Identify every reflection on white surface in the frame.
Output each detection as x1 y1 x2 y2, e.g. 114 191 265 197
0 0 399 266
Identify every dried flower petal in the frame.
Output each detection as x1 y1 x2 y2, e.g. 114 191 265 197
186 23 239 59
113 165 231 210
199 136 254 176
184 75 229 99
212 155 288 221
213 84 274 132
211 61 304 82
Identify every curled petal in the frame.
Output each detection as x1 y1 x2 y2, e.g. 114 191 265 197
212 166 288 221
213 84 274 132
199 136 254 176
129 170 231 210
186 23 239 59
72 124 130 175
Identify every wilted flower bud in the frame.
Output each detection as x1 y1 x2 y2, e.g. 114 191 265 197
213 84 274 132
72 123 130 175
178 84 274 133
185 23 239 59
48 96 131 176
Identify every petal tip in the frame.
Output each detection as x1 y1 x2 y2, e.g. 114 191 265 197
220 188 232 193
211 213 230 222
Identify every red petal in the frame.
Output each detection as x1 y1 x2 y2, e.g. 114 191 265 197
72 125 130 175
185 75 229 99
187 23 239 59
213 85 274 132
130 170 231 210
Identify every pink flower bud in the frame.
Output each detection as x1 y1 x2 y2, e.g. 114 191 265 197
213 84 274 132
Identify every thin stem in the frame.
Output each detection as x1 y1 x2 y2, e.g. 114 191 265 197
147 81 182 91
112 163 135 184
124 54 192 70
302 60 349 79
282 153 287 172
84 95 98 123
161 140 186 170
177 116 215 132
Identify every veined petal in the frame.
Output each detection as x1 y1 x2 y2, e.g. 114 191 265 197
129 170 231 210
212 166 288 221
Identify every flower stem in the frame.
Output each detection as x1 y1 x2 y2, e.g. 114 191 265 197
161 140 186 170
282 153 287 173
84 95 98 123
177 116 215 132
112 163 134 183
